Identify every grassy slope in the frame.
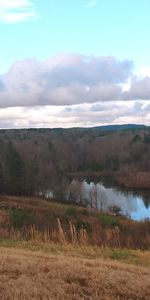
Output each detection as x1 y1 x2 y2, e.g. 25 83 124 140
0 195 150 249
0 246 150 300
0 196 150 299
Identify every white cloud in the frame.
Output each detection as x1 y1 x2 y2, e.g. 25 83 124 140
0 0 38 23
122 77 150 100
56 100 150 127
136 67 150 78
0 54 150 109
0 54 133 108
0 100 149 129
0 54 150 128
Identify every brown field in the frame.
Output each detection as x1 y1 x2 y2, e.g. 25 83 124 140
0 246 150 300
0 196 150 299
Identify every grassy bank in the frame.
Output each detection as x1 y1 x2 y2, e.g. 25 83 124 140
0 195 150 249
0 196 150 299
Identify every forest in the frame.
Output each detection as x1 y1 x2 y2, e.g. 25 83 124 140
0 125 149 198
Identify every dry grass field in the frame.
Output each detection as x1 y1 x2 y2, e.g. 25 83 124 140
0 196 150 299
0 246 150 300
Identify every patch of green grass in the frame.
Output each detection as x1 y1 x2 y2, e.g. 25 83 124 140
75 219 93 234
110 248 134 260
108 248 149 267
0 238 149 268
0 238 66 254
0 238 19 248
65 206 78 218
98 214 119 228
9 208 28 228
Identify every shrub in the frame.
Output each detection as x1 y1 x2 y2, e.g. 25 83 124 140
75 219 92 234
49 212 57 224
60 214 69 224
9 208 27 228
98 214 119 228
65 206 77 218
80 208 89 216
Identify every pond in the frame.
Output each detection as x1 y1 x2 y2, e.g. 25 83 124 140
78 180 150 221
41 176 150 221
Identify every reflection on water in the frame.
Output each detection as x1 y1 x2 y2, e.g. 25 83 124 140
42 175 150 221
80 181 150 221
131 198 150 220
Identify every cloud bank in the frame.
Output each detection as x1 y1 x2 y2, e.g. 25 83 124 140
0 0 37 23
0 100 149 129
0 54 150 128
0 54 150 109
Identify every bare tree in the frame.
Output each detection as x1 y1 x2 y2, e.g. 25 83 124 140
68 179 84 205
88 184 107 211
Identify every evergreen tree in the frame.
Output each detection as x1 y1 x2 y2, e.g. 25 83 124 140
6 141 25 195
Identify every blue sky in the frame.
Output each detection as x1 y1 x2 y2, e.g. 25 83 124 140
0 0 150 128
1 0 150 72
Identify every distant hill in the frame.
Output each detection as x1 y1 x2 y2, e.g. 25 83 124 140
0 124 148 134
50 124 148 133
93 124 148 131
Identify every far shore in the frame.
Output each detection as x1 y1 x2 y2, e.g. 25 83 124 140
66 171 150 190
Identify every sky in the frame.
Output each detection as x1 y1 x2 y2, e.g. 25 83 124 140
0 0 150 128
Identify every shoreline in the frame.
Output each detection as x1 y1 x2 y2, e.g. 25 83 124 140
66 171 150 190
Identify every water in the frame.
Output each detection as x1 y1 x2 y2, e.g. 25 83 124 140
81 180 150 221
42 177 150 221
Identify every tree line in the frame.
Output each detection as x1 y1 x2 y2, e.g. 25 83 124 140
0 127 149 196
